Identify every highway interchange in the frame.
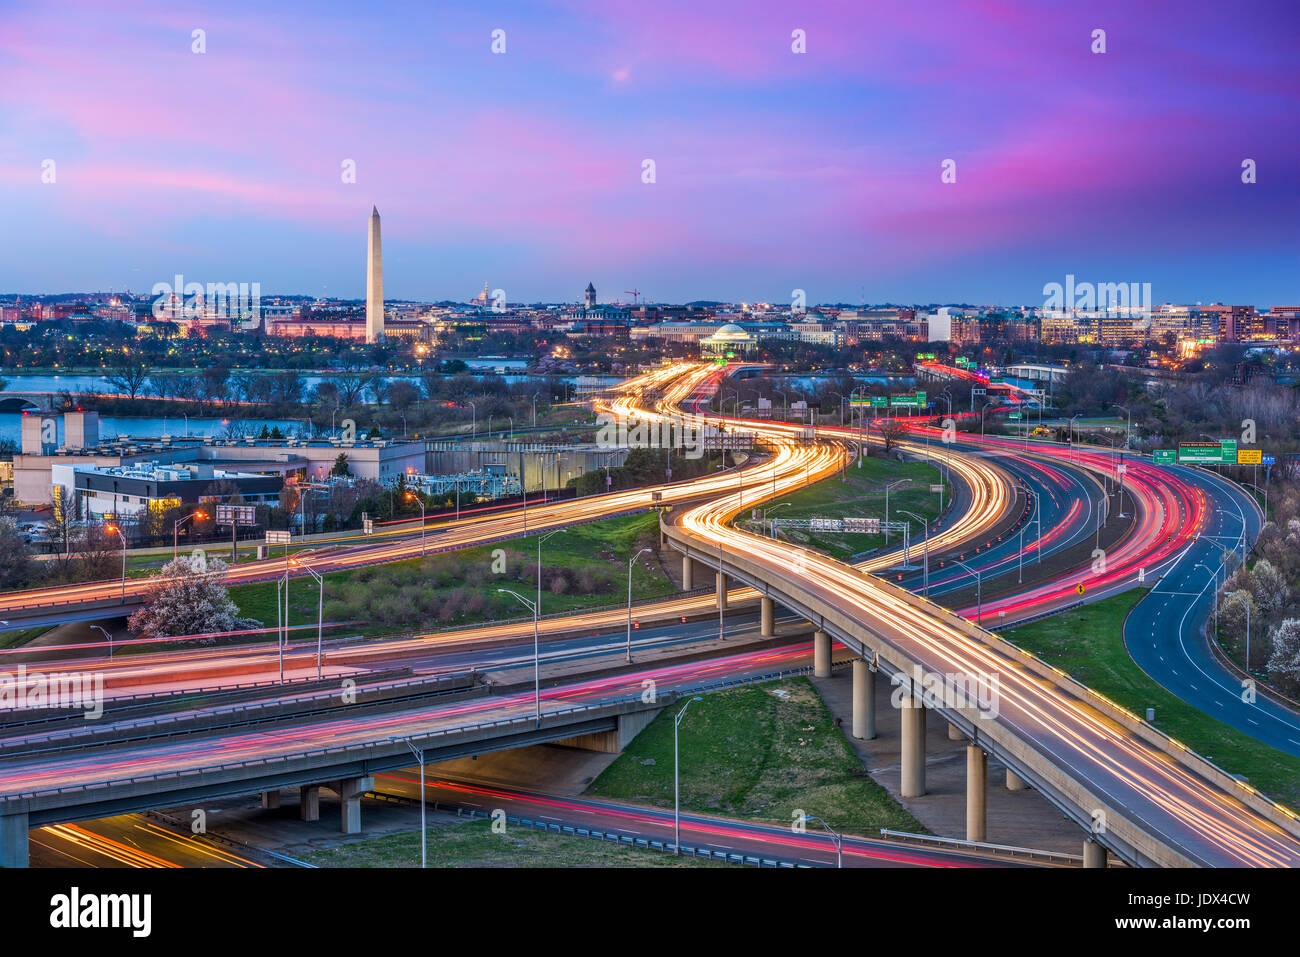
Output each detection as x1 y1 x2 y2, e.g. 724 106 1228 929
0 360 1295 869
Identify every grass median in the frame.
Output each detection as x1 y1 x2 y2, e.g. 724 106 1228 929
1004 589 1300 806
225 511 677 638
586 677 923 836
742 454 950 562
300 817 719 867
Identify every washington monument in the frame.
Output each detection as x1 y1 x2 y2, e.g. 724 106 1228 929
366 205 384 342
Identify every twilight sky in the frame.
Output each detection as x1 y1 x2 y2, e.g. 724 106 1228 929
1 0 1296 305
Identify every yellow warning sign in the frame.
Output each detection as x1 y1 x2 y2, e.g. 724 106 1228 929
1076 583 1086 595
1236 449 1263 465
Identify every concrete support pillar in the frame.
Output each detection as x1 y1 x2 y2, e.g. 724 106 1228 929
261 790 281 810
900 695 927 797
299 785 320 822
760 596 775 637
716 571 728 611
1083 839 1108 868
337 776 374 835
0 811 28 869
966 745 987 842
813 630 831 678
1006 769 1028 791
682 554 694 591
852 659 876 740
947 721 964 741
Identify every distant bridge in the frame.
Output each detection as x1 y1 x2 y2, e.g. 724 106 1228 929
0 392 55 413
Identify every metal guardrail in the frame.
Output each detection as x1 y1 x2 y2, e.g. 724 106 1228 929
0 660 826 805
141 808 316 868
878 829 1092 866
451 805 805 868
1 672 482 756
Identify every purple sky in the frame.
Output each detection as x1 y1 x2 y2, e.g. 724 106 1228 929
1 0 1297 305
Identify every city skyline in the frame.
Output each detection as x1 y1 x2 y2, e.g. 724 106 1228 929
1 0 1296 304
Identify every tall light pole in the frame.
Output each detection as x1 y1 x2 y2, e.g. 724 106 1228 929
89 624 114 660
767 501 793 538
884 479 912 545
499 587 541 725
404 491 426 555
173 510 207 562
531 392 538 429
1068 413 1082 462
626 547 652 662
467 399 476 438
674 695 704 854
948 558 982 626
104 523 127 601
1196 563 1219 636
1114 403 1132 450
898 509 929 596
402 738 426 868
980 399 995 438
276 577 286 683
291 551 325 679
805 815 843 868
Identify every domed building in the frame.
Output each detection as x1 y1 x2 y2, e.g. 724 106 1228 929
700 322 757 356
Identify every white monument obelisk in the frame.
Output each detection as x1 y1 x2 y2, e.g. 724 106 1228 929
366 205 384 342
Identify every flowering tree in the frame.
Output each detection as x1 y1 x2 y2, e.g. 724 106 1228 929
1267 619 1300 692
128 556 259 643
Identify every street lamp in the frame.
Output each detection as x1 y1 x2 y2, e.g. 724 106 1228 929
897 509 929 596
1196 563 1219 636
826 391 845 427
498 588 542 725
804 815 843 868
404 491 426 555
1068 413 1082 461
626 547 652 663
884 479 912 545
980 400 995 438
89 624 114 660
948 557 982 626
402 737 427 868
674 695 704 854
1114 403 1132 450
104 523 126 601
467 399 476 438
290 551 325 680
766 501 793 538
173 509 207 562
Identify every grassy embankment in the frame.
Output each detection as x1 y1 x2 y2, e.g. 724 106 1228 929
300 817 718 868
738 454 950 562
587 678 923 836
225 512 675 638
1005 589 1300 807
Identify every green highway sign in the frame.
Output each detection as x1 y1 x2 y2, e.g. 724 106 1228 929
1008 412 1022 420
1177 440 1236 464
890 392 927 408
1153 450 1176 464
871 396 888 407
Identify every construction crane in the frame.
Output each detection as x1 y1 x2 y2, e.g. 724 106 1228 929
624 289 642 306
